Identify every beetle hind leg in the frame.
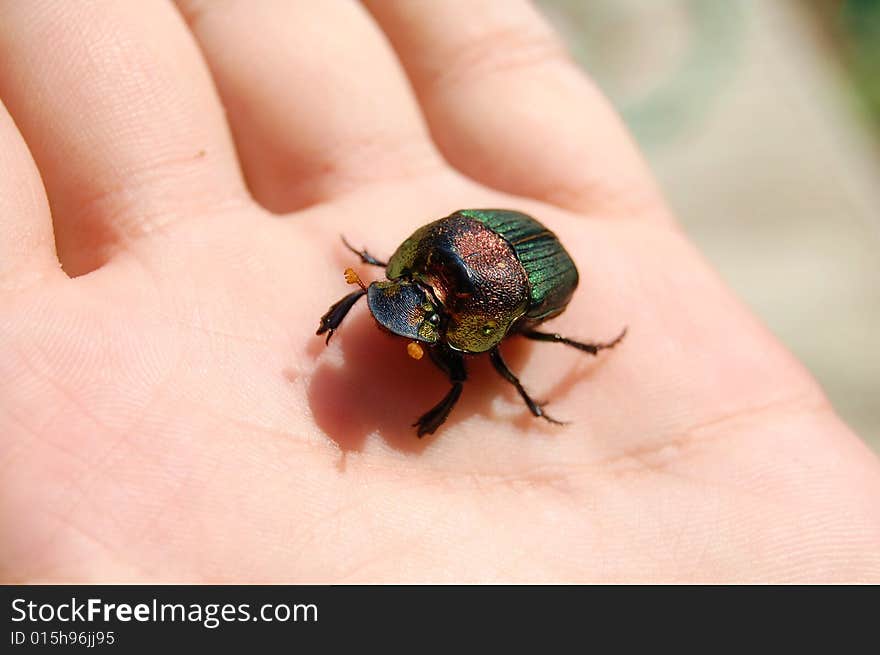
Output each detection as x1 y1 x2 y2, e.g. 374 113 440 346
341 235 387 268
316 289 367 344
522 326 627 355
489 348 566 426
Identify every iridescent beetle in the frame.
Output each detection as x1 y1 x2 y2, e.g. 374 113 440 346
317 209 626 436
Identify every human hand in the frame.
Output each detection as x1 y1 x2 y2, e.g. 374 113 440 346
1 1 878 582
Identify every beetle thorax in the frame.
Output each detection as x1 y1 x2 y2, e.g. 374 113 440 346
390 215 530 353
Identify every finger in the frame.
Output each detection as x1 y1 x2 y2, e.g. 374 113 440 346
0 100 60 290
176 0 446 213
0 1 248 276
365 0 664 219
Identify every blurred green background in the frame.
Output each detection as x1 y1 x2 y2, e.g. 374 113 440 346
538 0 880 451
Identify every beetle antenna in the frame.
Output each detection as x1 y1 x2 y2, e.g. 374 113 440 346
344 267 367 291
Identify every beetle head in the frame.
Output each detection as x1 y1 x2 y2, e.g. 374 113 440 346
367 280 441 344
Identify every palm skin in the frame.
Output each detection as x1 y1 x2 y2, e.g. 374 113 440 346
1 1 878 582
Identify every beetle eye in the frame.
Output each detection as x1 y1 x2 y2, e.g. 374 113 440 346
427 313 440 326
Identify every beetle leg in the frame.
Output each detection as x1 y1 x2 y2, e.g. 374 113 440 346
341 235 388 268
413 347 467 437
521 326 627 355
316 290 367 344
413 383 463 437
489 347 566 426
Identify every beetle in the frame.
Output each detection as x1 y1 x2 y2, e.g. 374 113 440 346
316 209 626 436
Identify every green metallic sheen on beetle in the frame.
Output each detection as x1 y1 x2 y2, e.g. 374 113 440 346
316 209 625 436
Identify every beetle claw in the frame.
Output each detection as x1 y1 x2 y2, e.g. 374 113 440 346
413 409 444 437
534 400 567 425
412 416 439 438
539 413 568 426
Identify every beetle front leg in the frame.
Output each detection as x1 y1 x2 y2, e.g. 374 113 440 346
489 347 565 425
413 347 467 437
521 326 627 355
315 289 367 344
341 235 388 268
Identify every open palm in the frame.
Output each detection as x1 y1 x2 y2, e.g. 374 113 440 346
2 1 878 582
